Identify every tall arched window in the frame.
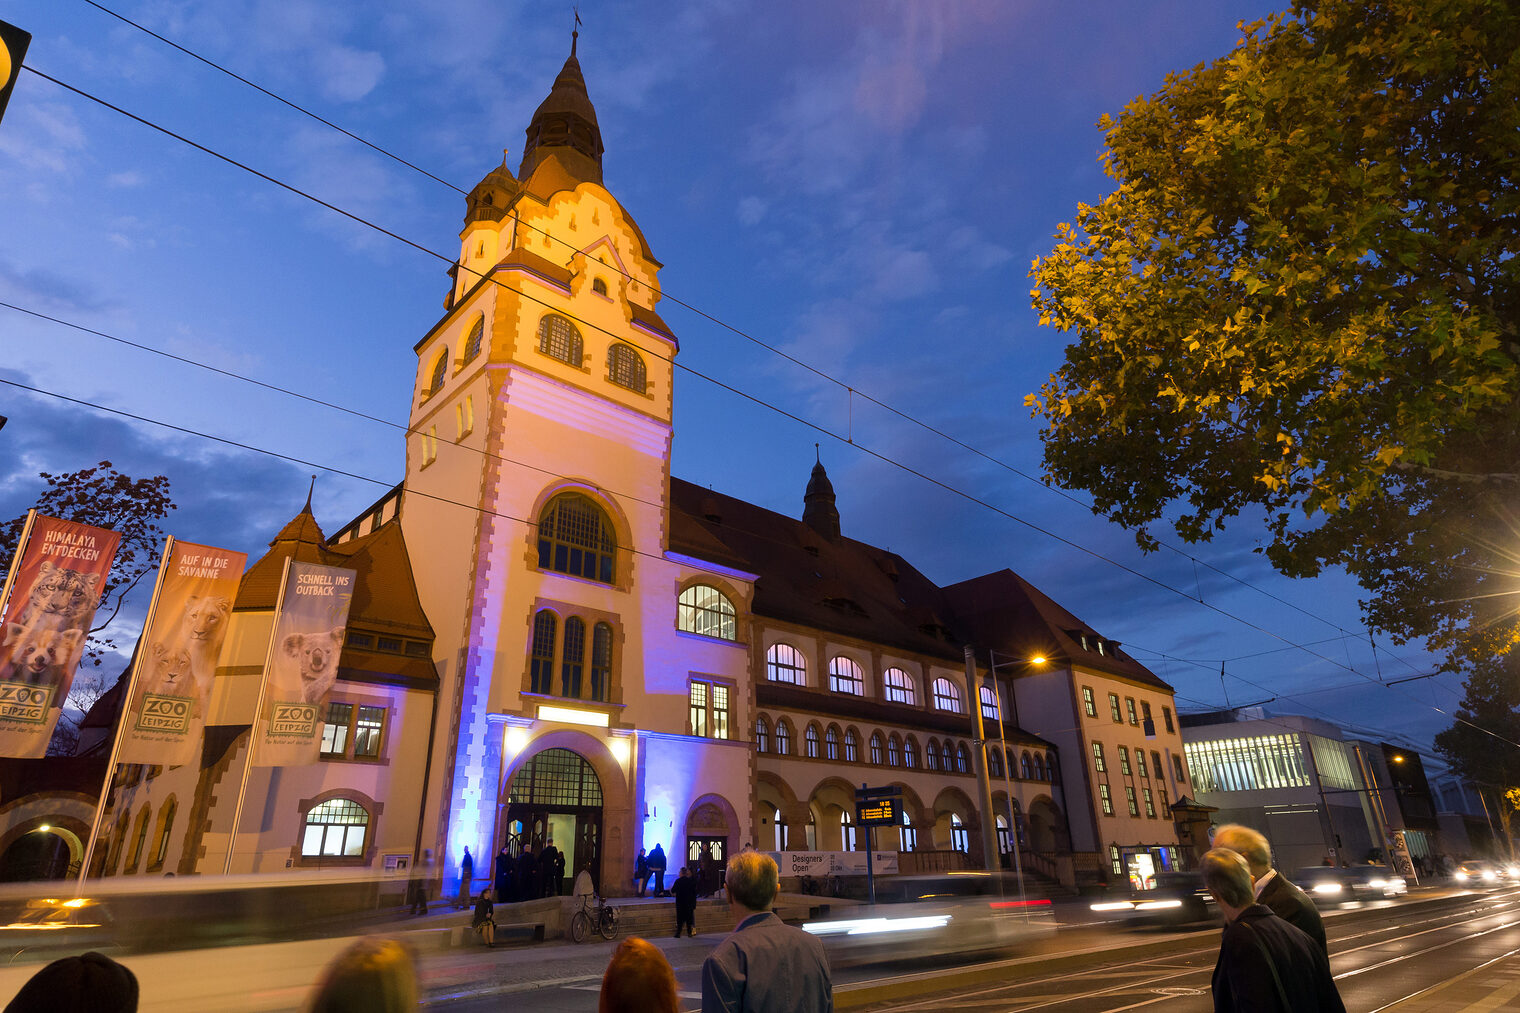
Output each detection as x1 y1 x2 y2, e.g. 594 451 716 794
538 313 584 365
766 644 806 684
841 810 857 851
825 726 840 761
904 736 919 769
755 716 770 753
829 657 864 696
1047 753 1059 783
561 616 586 697
925 738 940 771
427 348 449 394
127 805 151 873
589 622 613 702
883 667 916 705
151 797 177 870
1033 754 1047 780
987 744 1003 778
843 728 859 763
980 685 1000 721
870 732 884 765
537 493 616 584
775 718 792 755
950 813 969 853
462 317 484 364
607 344 647 393
529 610 557 695
804 724 820 758
940 742 954 771
887 734 901 767
301 797 370 857
955 742 970 774
1021 752 1033 779
931 678 962 712
677 584 736 640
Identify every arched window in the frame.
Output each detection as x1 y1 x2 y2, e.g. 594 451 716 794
538 313 584 365
887 734 901 767
589 622 613 702
537 493 616 584
1048 753 1059 783
462 317 484 364
529 610 556 695
1021 752 1033 779
755 715 770 754
950 813 969 853
825 726 840 761
925 738 940 771
127 805 151 873
844 728 859 763
607 344 647 393
775 718 792 755
804 723 820 759
931 678 962 712
955 742 970 774
904 736 918 769
869 732 884 765
898 808 917 851
677 584 736 640
593 277 608 296
988 744 1003 778
1033 754 1047 780
561 616 585 697
941 742 955 771
841 810 857 851
1006 746 1017 776
302 797 369 857
980 685 1000 721
883 667 916 705
829 657 864 696
152 797 177 869
427 348 449 394
766 644 806 684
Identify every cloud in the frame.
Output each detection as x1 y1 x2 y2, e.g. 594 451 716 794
314 44 386 103
0 100 87 175
0 258 112 315
736 196 767 226
107 171 147 189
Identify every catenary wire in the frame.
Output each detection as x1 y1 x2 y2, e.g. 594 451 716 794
11 67 1491 744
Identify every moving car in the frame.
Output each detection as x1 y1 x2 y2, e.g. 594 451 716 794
1296 865 1406 902
1453 859 1517 886
1089 870 1214 926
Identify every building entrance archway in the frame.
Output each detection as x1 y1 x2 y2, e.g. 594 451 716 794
500 748 603 897
0 827 75 882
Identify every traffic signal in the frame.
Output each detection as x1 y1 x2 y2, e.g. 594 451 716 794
0 20 32 130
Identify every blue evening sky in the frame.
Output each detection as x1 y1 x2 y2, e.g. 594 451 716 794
0 1 1461 753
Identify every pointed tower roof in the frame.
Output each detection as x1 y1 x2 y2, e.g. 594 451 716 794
518 34 604 188
803 454 841 541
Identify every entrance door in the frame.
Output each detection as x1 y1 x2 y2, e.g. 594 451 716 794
501 748 604 896
687 835 728 896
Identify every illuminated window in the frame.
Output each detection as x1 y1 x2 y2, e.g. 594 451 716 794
903 736 918 769
538 313 584 365
301 798 369 858
321 703 353 756
955 742 970 774
1099 784 1114 816
427 348 448 394
462 317 484 364
678 584 736 640
887 734 901 767
321 703 387 761
1126 785 1139 817
755 716 770 754
988 745 1003 778
980 685 1000 721
688 678 731 739
941 742 955 771
1119 746 1132 776
1110 844 1122 873
841 810 857 851
950 814 968 853
925 738 939 771
883 667 916 704
825 726 840 761
562 616 586 697
829 657 864 696
589 623 613 702
1163 706 1175 734
775 719 792 755
805 724 820 758
844 728 859 763
529 610 556 694
1109 693 1122 722
1143 787 1156 818
1033 753 1046 780
1092 741 1106 774
1021 752 1033 779
869 732 884 764
607 344 647 393
766 643 806 685
1126 698 1139 726
931 678 962 712
1135 750 1149 779
898 810 917 851
537 493 616 584
1082 686 1097 718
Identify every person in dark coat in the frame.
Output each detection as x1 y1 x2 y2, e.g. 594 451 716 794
518 843 539 902
494 846 514 904
634 848 650 897
672 865 698 937
552 844 566 895
473 887 496 948
539 843 560 898
1213 824 1327 954
457 846 474 911
647 843 668 897
1203 848 1345 1013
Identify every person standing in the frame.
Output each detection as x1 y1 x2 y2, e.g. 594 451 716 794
407 849 433 916
1212 824 1327 954
701 851 832 1013
539 842 560 898
518 843 539 903
553 844 567 896
494 845 514 904
635 848 650 897
648 843 668 897
457 847 474 911
672 866 698 938
1203 848 1344 1013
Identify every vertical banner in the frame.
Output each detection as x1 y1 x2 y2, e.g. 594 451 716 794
0 516 121 758
254 560 355 767
117 541 246 766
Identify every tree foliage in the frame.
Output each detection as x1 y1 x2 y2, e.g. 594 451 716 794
0 460 175 668
1027 0 1520 668
1435 654 1520 855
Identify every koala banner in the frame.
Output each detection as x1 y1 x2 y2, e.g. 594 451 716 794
116 540 246 766
0 514 121 758
253 560 355 767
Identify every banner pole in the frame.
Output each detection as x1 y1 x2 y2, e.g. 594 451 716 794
224 557 291 875
78 535 174 889
0 510 37 620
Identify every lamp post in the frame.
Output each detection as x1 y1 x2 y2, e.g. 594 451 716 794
964 645 1001 881
988 650 1038 909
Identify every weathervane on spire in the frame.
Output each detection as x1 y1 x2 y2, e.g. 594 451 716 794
572 6 581 56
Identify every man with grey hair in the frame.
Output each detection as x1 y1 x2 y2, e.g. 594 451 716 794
701 851 832 1013
1202 848 1344 1012
1212 823 1326 954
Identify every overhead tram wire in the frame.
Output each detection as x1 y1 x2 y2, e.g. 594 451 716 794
73 0 1413 672
16 67 1481 739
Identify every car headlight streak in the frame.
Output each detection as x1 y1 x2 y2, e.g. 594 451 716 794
802 915 952 936
1312 882 1344 895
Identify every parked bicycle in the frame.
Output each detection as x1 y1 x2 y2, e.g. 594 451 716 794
569 892 620 942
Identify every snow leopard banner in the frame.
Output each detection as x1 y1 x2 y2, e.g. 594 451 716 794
253 559 355 767
0 513 121 758
116 540 246 766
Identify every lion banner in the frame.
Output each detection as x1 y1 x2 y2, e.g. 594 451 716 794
253 559 355 767
0 513 121 758
116 540 246 766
